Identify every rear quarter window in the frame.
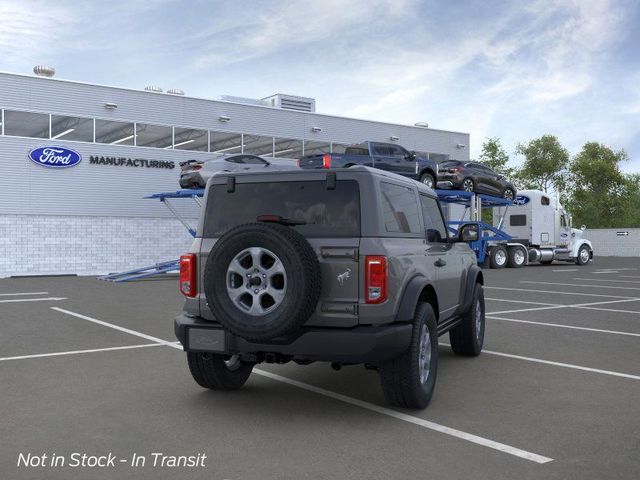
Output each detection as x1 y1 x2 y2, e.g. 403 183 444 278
510 214 527 226
204 180 360 238
380 182 421 234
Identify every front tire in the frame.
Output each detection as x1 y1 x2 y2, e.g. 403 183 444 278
420 172 435 189
187 352 254 391
450 284 485 356
576 245 591 265
502 187 515 200
462 178 475 192
379 302 438 409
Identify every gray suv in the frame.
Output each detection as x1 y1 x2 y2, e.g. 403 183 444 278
175 166 485 409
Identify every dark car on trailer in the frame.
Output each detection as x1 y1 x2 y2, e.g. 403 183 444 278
298 141 439 188
437 160 516 199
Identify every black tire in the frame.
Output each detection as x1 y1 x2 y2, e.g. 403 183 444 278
489 245 508 269
379 303 438 409
450 284 485 356
507 246 526 268
461 178 475 192
203 223 321 342
576 245 591 265
420 172 435 189
187 352 253 390
502 187 515 200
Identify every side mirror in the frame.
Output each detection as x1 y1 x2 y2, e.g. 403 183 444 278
458 223 479 242
405 152 416 161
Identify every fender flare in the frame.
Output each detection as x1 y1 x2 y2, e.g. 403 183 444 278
418 167 437 181
395 275 430 322
458 265 483 315
571 239 593 258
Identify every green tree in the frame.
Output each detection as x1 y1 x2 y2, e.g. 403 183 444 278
478 137 515 177
515 135 569 192
566 142 632 228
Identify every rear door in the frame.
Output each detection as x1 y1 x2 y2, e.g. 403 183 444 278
200 177 361 327
420 194 463 318
371 143 396 173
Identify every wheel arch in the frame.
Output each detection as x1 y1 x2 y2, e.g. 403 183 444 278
458 265 483 314
395 276 439 322
419 167 436 180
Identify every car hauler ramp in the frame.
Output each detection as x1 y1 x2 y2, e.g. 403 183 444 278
99 189 204 282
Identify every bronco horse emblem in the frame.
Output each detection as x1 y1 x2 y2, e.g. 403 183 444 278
337 268 351 286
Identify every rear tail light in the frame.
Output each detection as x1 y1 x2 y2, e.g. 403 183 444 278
296 159 301 167
192 164 202 170
448 167 461 173
179 254 197 297
322 153 332 169
365 256 387 304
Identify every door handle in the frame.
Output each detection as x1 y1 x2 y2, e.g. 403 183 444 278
434 258 447 267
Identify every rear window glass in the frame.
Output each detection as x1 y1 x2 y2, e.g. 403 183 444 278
344 147 369 156
204 180 360 237
510 214 527 226
380 182 421 234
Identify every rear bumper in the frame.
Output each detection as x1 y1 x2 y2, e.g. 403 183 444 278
174 314 411 363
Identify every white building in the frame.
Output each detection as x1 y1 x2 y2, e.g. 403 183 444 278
0 69 470 277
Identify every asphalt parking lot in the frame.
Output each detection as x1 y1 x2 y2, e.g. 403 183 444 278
2 257 639 480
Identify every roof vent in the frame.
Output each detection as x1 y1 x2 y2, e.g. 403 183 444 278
217 95 270 107
33 65 55 77
262 93 316 112
144 85 163 93
167 88 185 96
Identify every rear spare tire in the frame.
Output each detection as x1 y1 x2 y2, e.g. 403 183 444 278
203 223 321 342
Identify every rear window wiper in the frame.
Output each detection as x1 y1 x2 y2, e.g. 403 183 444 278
256 215 307 226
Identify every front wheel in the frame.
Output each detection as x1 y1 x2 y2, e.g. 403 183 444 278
420 172 435 188
576 245 591 265
379 302 438 409
450 283 485 356
502 187 515 200
187 352 254 390
462 178 475 192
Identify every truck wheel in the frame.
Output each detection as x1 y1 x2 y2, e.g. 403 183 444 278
187 353 254 390
489 245 507 269
203 223 321 342
379 302 438 409
507 246 526 268
576 245 591 265
420 172 435 188
449 284 484 356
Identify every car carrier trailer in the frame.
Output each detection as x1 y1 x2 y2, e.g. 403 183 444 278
436 189 593 268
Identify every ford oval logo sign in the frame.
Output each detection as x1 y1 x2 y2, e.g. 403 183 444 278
28 146 82 168
514 195 530 206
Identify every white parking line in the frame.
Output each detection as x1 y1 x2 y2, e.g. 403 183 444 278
0 297 67 304
620 275 640 279
486 298 559 306
485 286 639 299
486 298 640 316
552 269 579 272
254 369 553 464
0 343 163 362
573 278 640 284
521 281 640 291
440 343 640 381
50 307 552 464
487 316 640 338
0 292 49 296
51 307 181 348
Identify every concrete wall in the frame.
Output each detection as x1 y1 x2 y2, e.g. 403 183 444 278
0 215 193 277
584 228 640 257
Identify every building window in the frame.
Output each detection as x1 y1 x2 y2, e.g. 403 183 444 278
243 134 274 156
135 123 172 149
173 127 208 151
95 119 134 145
51 115 94 142
210 131 243 154
3 110 49 138
304 140 330 156
380 182 421 234
428 153 450 163
273 137 303 158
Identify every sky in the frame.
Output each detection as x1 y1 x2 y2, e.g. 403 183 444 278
1 0 639 171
